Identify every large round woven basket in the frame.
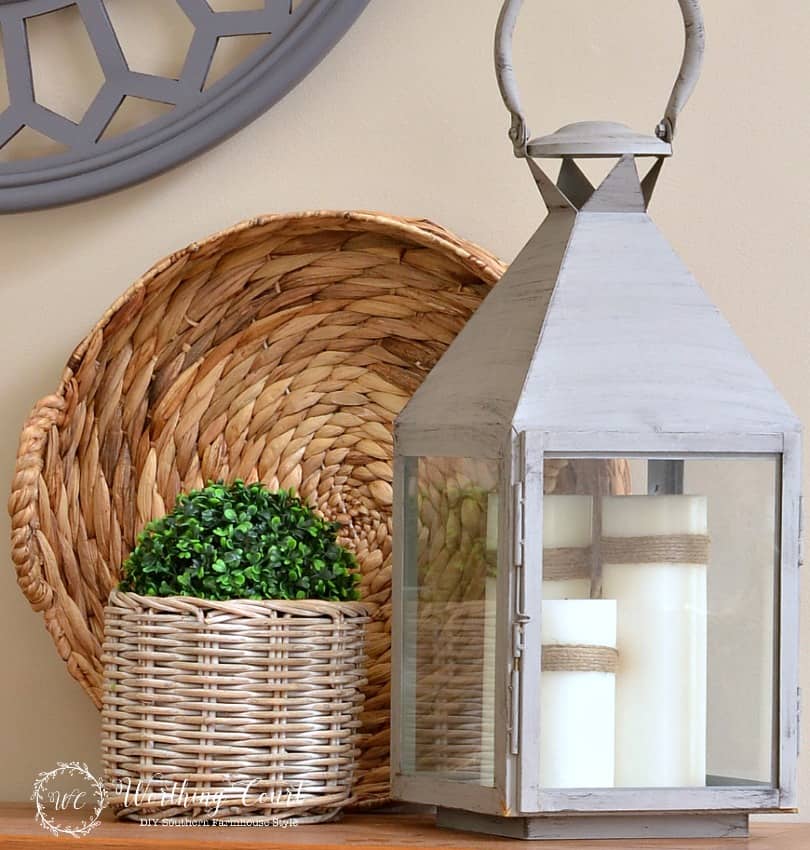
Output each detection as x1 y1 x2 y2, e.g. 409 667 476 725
102 592 368 823
9 210 503 806
9 210 629 806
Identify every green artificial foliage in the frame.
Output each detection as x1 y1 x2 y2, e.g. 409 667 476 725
119 481 360 601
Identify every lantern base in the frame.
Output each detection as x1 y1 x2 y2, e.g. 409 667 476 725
435 808 749 840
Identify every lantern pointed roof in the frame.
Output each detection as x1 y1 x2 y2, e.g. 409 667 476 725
396 157 799 452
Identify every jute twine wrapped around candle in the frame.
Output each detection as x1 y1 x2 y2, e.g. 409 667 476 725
542 461 632 596
601 534 710 565
542 547 592 581
542 643 619 674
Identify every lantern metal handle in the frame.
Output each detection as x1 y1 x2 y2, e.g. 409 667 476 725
494 0 706 157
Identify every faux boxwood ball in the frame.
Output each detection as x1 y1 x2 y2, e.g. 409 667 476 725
119 481 360 601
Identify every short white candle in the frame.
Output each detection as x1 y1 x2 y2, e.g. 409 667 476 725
540 599 617 788
543 495 592 599
602 495 708 788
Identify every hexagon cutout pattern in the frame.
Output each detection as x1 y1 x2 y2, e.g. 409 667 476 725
100 96 174 140
0 125 68 161
103 0 195 81
204 34 270 90
27 5 105 123
0 29 10 113
206 0 265 10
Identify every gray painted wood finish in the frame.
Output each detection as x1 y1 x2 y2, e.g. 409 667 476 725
397 202 573 455
436 808 750 841
397 156 800 449
778 431 803 808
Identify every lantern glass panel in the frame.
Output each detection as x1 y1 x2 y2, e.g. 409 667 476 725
400 455 500 787
538 455 779 791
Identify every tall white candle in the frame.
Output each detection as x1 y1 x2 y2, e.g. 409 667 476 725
543 495 592 599
602 495 708 787
540 599 617 788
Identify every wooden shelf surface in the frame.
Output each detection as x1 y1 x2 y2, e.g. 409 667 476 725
0 805 807 849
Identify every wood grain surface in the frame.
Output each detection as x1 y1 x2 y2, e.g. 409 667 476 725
0 804 806 850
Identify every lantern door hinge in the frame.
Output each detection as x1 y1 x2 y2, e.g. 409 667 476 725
508 479 527 756
513 480 525 568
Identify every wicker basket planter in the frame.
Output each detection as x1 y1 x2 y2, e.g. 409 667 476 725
102 591 368 823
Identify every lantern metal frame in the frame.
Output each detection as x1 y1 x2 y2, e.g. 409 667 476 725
392 431 800 837
391 0 802 840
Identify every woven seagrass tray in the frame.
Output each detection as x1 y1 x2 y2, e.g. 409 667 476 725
9 210 627 807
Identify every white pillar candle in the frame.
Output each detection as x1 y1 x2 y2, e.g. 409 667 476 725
601 495 708 787
540 599 617 788
543 495 592 599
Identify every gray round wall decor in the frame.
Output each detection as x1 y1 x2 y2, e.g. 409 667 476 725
0 0 368 212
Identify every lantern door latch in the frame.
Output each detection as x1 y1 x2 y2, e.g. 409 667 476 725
509 612 529 756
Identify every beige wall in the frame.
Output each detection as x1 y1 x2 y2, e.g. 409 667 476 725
1 0 808 814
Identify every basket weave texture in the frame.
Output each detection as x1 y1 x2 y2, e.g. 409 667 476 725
8 210 505 806
102 592 368 822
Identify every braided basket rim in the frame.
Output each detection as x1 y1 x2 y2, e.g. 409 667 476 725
106 589 370 619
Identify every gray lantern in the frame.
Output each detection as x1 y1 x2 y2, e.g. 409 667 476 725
390 0 802 840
